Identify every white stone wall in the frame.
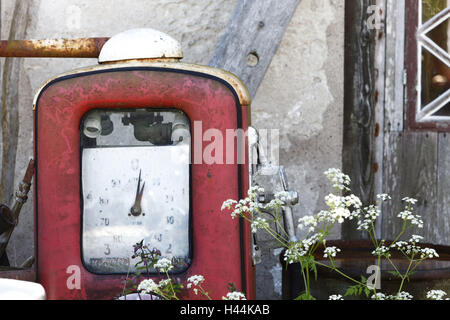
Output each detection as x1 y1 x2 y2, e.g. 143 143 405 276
1 0 344 300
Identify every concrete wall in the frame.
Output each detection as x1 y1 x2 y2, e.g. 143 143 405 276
1 0 344 300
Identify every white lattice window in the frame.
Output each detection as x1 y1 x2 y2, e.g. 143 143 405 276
413 0 450 128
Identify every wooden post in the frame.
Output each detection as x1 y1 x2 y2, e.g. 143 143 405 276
342 0 378 240
209 0 300 99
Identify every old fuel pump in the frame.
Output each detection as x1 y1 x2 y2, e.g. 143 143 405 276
33 29 255 300
0 28 299 300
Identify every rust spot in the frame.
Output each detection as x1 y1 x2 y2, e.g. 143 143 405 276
374 162 379 173
0 38 109 58
375 123 380 137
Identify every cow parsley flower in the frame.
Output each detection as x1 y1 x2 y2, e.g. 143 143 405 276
372 246 390 258
409 235 424 244
251 217 269 233
377 194 392 202
154 258 174 272
298 215 318 233
137 279 159 294
186 275 205 288
274 191 291 203
357 205 380 231
393 291 413 300
402 197 418 205
426 290 449 300
371 292 413 300
420 248 439 259
223 291 246 300
397 210 424 228
371 293 387 300
264 198 285 210
328 294 344 300
324 168 351 191
284 234 320 264
324 246 341 258
221 199 237 211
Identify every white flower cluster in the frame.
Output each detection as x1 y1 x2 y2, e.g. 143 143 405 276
222 291 246 300
274 191 291 203
186 275 205 288
323 246 341 258
222 186 287 221
323 194 362 224
392 241 420 255
372 246 390 258
377 194 392 202
394 291 414 300
371 291 413 300
409 235 424 244
137 279 159 294
357 205 379 231
420 248 439 259
324 168 351 191
154 258 174 272
221 199 237 211
393 239 439 260
328 294 344 300
251 217 269 233
371 292 387 300
298 215 318 233
397 210 424 228
186 275 205 295
402 197 418 205
283 234 320 264
426 290 449 300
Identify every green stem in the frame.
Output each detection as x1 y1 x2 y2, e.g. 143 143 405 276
398 258 414 294
315 261 365 287
165 271 179 300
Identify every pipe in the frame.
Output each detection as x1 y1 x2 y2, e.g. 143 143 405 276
0 38 109 58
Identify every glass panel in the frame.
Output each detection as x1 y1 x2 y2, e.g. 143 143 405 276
422 0 448 22
421 0 450 116
80 109 191 274
422 48 450 109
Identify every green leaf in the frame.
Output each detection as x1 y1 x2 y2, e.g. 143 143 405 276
295 292 317 300
387 270 402 278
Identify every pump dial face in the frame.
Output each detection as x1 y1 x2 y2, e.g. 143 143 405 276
80 109 191 274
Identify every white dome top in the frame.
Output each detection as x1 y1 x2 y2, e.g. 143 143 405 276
99 28 183 63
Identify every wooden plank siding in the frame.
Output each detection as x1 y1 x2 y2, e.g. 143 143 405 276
381 132 439 242
437 133 450 245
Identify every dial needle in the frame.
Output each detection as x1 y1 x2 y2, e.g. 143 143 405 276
130 170 145 217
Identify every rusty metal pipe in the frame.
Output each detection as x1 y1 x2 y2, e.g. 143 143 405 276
0 38 109 58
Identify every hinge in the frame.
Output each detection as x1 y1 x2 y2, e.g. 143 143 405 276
403 69 407 86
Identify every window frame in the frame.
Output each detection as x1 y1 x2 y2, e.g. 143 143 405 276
406 0 450 130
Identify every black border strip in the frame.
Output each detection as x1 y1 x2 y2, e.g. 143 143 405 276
34 66 247 295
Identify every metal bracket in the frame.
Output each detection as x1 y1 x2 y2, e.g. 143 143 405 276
248 127 299 264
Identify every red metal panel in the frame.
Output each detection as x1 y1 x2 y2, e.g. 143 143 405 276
35 67 253 300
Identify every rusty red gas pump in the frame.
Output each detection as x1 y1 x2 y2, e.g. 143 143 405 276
30 29 255 300
0 28 300 300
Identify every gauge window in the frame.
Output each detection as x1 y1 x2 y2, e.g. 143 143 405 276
80 109 191 274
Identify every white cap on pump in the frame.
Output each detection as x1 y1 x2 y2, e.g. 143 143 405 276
98 28 183 63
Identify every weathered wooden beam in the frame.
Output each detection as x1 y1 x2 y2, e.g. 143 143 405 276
209 0 300 99
342 0 378 240
0 1 31 205
384 0 405 132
